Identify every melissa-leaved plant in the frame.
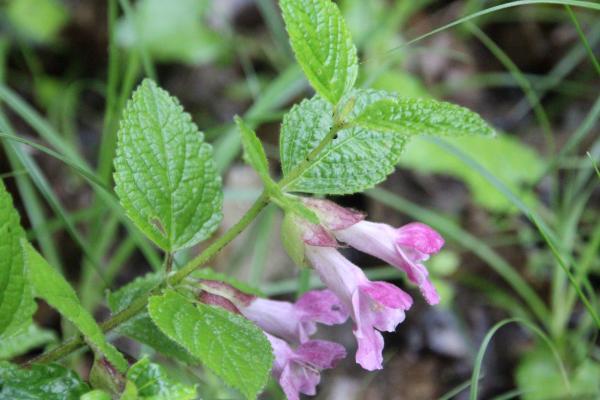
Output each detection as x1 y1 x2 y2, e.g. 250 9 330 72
0 0 494 399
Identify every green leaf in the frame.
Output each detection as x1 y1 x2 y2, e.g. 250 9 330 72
0 362 90 400
114 79 223 252
0 180 36 341
120 381 138 400
353 98 495 137
23 244 128 372
516 346 600 400
126 357 197 400
107 274 196 364
6 0 69 44
234 116 272 186
398 134 543 212
279 90 403 194
0 324 56 360
116 0 227 65
280 90 495 194
280 0 358 104
80 390 112 400
148 290 273 399
108 273 162 315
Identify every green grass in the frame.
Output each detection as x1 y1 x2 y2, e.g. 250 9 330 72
0 0 598 397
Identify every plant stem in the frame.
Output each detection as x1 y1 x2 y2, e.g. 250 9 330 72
27 191 270 365
28 93 345 365
169 191 270 286
164 252 174 274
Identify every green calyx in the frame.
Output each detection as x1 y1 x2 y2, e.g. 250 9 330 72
280 211 310 269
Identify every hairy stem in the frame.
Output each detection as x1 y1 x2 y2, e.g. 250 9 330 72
29 106 345 366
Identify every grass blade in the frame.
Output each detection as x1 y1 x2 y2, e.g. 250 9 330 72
470 318 570 400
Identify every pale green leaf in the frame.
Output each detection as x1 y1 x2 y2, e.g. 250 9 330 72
0 362 89 400
127 357 197 400
280 90 405 194
23 244 128 372
234 116 272 185
120 381 138 400
6 0 69 43
516 346 600 400
114 79 223 252
80 390 112 400
354 98 495 137
280 0 358 104
398 134 543 212
108 273 162 315
0 180 36 341
0 324 56 360
280 90 495 194
107 274 196 364
116 0 226 65
148 290 273 400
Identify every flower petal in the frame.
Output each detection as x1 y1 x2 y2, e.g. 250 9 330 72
396 222 444 255
360 281 413 310
334 220 442 305
352 289 385 370
419 278 441 305
358 282 410 332
305 245 411 371
242 298 313 342
280 363 317 400
267 333 344 399
295 339 347 369
295 289 349 326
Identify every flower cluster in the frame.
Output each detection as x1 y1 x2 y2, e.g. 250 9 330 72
197 198 444 399
198 283 347 400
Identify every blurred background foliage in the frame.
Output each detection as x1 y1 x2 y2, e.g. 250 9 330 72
0 0 598 399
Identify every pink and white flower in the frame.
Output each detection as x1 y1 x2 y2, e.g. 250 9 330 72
267 333 346 400
197 286 346 399
305 245 413 370
305 198 444 305
199 280 348 343
240 290 348 343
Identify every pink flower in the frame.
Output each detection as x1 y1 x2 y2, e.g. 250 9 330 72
334 221 443 305
199 280 348 343
240 290 348 343
305 198 444 305
197 287 346 399
305 245 412 370
267 333 346 400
